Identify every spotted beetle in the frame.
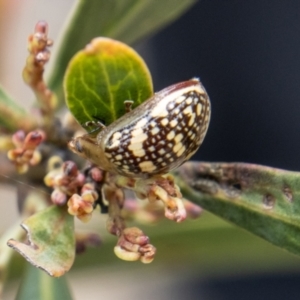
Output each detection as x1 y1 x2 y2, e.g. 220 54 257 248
69 78 211 178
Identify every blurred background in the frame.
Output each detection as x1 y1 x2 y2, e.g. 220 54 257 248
1 0 300 299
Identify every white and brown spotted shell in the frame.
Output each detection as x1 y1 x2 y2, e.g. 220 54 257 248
70 78 211 178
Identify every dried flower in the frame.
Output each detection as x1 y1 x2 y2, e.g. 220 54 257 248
7 130 45 173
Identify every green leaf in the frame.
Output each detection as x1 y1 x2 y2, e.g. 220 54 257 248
177 162 300 256
0 218 26 296
7 206 75 277
0 84 34 132
48 0 197 107
16 264 73 300
64 37 153 127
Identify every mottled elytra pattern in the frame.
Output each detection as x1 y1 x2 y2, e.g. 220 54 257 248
97 78 211 178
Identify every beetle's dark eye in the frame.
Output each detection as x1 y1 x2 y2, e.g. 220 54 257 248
75 139 83 153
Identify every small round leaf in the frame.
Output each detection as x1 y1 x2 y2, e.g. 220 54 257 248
64 37 153 128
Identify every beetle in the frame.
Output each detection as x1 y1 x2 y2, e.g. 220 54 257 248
69 78 211 178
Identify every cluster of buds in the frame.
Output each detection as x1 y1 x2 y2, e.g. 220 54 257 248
44 158 201 263
116 174 188 223
7 130 45 173
44 159 104 222
67 183 98 223
103 182 157 263
23 21 57 122
122 197 202 224
44 159 201 262
114 227 156 264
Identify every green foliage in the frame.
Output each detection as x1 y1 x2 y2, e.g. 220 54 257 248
64 38 153 128
48 0 197 106
8 206 75 277
0 85 27 131
16 264 73 300
177 162 300 256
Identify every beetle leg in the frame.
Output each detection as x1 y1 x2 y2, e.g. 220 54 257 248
83 120 106 134
124 100 134 113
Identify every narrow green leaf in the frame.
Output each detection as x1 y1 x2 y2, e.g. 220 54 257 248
64 37 153 127
48 0 197 106
0 218 26 296
0 85 34 132
16 264 73 300
177 162 300 256
7 206 75 277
